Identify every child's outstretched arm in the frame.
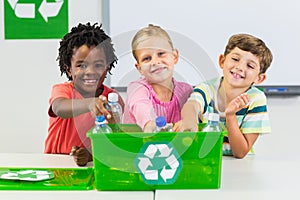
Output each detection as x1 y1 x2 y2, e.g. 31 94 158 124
173 99 200 132
51 95 111 119
225 93 259 158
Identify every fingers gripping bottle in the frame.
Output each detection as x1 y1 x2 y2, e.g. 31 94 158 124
155 116 173 132
93 115 112 134
107 92 123 124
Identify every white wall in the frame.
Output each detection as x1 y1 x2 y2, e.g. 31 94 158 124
108 0 300 87
0 0 103 153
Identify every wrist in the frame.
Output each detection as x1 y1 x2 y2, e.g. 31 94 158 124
225 111 235 118
87 149 93 161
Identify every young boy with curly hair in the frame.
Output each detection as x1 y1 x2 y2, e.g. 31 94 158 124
44 22 124 166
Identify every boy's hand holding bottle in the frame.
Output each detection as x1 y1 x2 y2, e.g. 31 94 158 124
89 93 123 124
88 95 112 119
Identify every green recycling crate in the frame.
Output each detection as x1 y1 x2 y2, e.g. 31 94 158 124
87 124 225 191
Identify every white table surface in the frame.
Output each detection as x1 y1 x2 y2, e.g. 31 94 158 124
155 150 300 199
0 153 154 200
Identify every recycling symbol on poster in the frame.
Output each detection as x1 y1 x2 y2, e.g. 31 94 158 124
7 0 64 22
4 0 68 39
135 142 182 185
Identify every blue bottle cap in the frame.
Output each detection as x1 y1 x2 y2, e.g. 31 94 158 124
95 115 105 123
156 116 167 127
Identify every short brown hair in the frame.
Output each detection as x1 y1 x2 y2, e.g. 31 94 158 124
224 33 273 73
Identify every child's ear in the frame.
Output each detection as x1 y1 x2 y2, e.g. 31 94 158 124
135 63 143 74
173 49 179 64
254 73 266 84
65 65 72 77
218 54 225 69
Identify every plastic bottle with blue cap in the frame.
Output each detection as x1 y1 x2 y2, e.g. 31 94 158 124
93 115 112 134
155 116 173 132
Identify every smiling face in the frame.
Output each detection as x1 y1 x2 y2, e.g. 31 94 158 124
134 37 178 84
67 45 108 97
219 47 266 90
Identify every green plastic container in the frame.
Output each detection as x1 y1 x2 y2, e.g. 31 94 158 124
88 124 225 191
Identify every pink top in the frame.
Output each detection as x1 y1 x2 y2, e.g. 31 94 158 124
123 78 193 129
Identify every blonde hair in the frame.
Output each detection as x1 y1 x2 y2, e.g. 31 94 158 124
131 24 174 61
224 33 273 73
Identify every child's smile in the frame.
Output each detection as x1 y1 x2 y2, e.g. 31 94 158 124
230 71 245 79
69 45 108 97
150 65 167 74
81 78 98 86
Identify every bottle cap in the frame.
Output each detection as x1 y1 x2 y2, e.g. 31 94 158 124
156 116 167 127
108 93 118 102
95 115 106 123
208 113 220 121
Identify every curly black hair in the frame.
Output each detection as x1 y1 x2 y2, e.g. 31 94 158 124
57 22 117 80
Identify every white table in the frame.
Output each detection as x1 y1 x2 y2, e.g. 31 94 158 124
155 152 300 199
0 153 154 200
1 148 300 200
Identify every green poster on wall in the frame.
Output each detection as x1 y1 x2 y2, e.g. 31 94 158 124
4 0 68 39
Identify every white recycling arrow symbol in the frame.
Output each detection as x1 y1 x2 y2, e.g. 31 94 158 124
7 0 64 22
7 0 35 18
38 0 64 22
135 143 182 184
160 154 179 182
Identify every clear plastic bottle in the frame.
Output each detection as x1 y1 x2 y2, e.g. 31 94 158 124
155 116 173 132
198 112 222 158
202 113 221 132
92 115 112 134
107 92 123 124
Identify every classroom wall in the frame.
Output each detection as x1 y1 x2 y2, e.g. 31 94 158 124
0 0 299 154
108 0 300 89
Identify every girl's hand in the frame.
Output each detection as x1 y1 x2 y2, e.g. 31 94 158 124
89 95 111 119
173 120 198 132
225 93 250 116
143 120 156 133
